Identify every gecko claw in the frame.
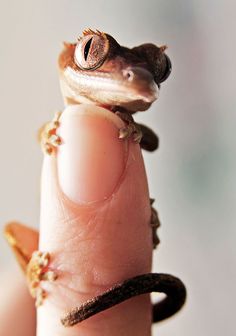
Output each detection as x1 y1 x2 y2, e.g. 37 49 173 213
119 123 142 143
119 126 132 139
133 127 143 143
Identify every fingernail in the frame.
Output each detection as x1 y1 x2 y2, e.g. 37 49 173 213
57 105 128 203
4 222 39 273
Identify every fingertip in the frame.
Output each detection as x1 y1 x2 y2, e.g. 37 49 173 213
57 105 128 204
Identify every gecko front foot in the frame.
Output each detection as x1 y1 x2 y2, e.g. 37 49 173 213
115 111 143 143
26 251 58 306
39 112 62 154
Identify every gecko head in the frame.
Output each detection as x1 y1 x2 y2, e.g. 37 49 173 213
58 30 172 112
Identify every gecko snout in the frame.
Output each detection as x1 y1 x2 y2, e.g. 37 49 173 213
122 67 158 103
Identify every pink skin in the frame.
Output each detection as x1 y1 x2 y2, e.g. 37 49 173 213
2 105 153 336
0 272 36 336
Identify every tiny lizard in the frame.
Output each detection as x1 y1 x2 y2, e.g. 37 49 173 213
41 29 171 154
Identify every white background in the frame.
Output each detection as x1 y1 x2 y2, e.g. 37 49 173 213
0 1 235 335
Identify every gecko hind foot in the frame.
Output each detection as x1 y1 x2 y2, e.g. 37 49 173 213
26 250 58 307
150 198 161 249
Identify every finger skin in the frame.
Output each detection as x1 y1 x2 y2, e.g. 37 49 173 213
0 271 36 336
37 105 153 336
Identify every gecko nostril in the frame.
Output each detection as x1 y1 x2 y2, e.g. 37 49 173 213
123 70 134 82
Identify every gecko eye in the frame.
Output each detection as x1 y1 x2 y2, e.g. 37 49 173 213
74 33 109 70
158 54 172 83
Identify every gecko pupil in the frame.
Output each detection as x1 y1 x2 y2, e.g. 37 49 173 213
84 38 93 61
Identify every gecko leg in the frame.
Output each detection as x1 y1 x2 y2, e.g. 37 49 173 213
139 124 159 152
150 198 161 249
39 111 62 154
26 251 58 307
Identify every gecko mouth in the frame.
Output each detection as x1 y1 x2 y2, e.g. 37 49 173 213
62 66 158 112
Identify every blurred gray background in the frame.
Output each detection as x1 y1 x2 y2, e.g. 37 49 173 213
0 0 235 335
